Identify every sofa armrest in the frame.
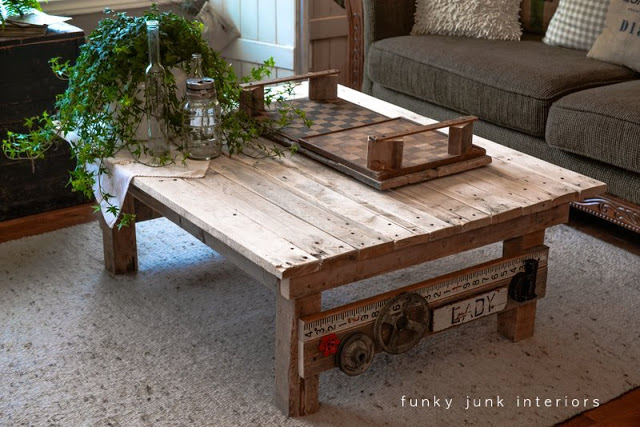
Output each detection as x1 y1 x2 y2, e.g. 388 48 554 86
361 0 415 93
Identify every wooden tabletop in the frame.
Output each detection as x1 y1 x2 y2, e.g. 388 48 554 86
133 85 605 284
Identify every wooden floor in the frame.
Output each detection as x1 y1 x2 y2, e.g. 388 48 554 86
0 204 638 425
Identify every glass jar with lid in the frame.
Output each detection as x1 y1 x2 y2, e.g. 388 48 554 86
183 77 222 160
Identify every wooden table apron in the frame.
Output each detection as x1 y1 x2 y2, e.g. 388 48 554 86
98 86 605 417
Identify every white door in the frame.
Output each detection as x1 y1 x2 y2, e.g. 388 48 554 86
214 0 304 79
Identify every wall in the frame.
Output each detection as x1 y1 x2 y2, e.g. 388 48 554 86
42 0 182 34
42 1 350 83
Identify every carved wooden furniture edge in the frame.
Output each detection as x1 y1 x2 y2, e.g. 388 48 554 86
571 193 640 234
345 0 364 90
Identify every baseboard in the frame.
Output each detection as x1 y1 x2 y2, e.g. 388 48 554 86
0 203 97 244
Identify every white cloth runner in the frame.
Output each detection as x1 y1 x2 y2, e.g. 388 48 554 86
62 129 209 228
88 152 209 228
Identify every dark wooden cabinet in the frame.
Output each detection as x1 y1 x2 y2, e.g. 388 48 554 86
0 23 87 221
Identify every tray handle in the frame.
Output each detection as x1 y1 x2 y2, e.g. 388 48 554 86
367 116 478 170
240 69 341 115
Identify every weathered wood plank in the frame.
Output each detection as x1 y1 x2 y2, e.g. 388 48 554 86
483 157 581 206
282 204 569 299
185 172 356 261
298 246 548 331
209 156 404 255
338 84 437 125
237 142 459 242
460 166 555 214
391 184 493 231
498 300 538 342
100 194 138 274
434 154 491 177
484 144 607 199
226 154 434 244
241 69 340 89
497 230 546 341
134 176 321 278
374 116 477 142
448 121 473 155
240 86 264 115
309 74 339 100
367 135 404 171
276 292 321 416
129 186 281 291
422 175 525 224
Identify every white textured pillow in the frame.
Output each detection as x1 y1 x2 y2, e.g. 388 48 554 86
411 0 522 41
542 0 609 51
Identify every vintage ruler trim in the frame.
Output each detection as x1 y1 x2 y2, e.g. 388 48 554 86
299 248 548 342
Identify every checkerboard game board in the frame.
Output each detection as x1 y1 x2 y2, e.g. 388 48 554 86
262 97 491 189
263 98 388 140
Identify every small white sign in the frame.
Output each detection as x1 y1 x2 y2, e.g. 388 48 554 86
432 288 509 332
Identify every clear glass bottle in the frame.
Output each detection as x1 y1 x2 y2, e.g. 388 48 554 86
145 20 170 157
183 77 222 160
189 53 203 79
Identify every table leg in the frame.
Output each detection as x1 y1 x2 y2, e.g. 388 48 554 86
275 292 322 416
497 230 545 342
100 194 138 274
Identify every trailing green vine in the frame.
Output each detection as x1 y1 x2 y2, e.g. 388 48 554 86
2 6 310 228
0 0 42 26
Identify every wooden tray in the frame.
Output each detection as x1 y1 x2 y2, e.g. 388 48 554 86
241 71 490 189
261 98 490 190
300 116 489 179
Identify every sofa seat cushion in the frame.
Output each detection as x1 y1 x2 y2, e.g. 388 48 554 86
367 35 637 137
546 81 640 174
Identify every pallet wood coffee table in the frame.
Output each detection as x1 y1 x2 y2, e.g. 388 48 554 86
100 84 606 417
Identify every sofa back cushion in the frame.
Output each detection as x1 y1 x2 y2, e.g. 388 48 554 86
542 0 609 50
411 0 522 40
367 35 637 137
520 0 559 34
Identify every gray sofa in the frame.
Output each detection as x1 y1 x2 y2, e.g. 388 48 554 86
360 0 640 232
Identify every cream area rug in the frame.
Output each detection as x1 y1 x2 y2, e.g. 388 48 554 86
0 218 638 426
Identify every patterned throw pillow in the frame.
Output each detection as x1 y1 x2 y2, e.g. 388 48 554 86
542 0 610 50
588 0 640 72
520 0 560 34
411 0 522 41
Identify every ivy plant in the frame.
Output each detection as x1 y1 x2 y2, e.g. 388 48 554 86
0 0 42 26
2 6 309 227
